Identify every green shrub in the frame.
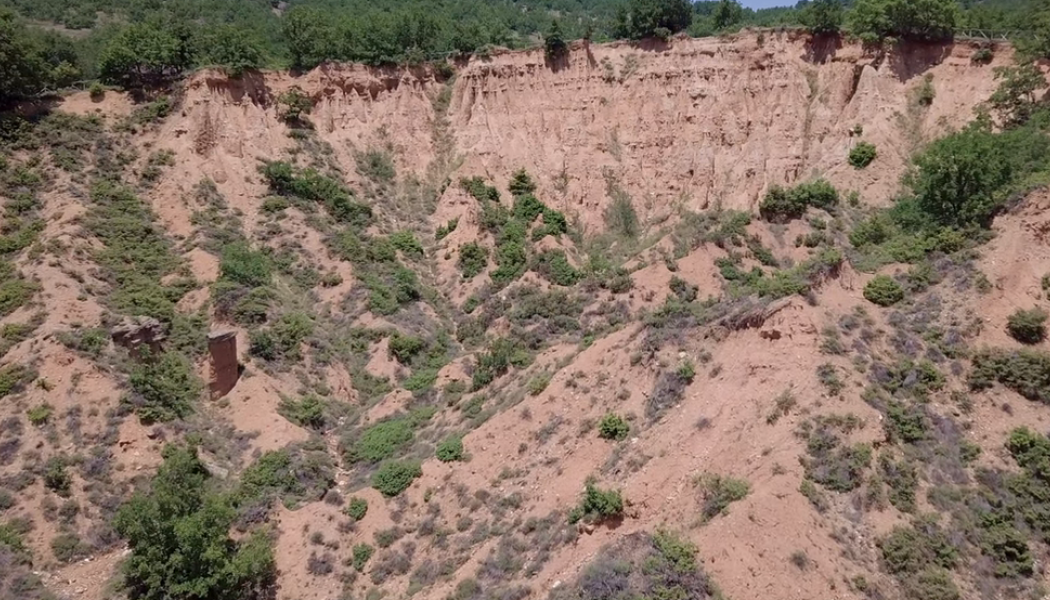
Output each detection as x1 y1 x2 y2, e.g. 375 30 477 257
801 425 871 492
457 243 488 279
26 403 51 426
568 483 624 524
905 123 1050 228
604 185 639 239
260 196 289 214
695 474 750 521
597 413 630 441
436 218 458 240
128 352 202 423
260 161 372 228
901 568 960 600
879 521 958 575
460 177 500 203
669 275 698 302
355 149 396 183
759 179 838 223
792 179 839 211
248 312 314 362
345 418 414 464
238 447 333 508
471 337 530 390
0 363 33 398
970 348 1050 404
864 275 904 306
220 242 272 287
56 327 109 356
532 250 580 286
277 87 313 122
51 532 88 563
513 193 545 222
43 456 71 497
115 445 275 600
352 543 374 571
388 333 426 364
879 454 918 513
1007 307 1047 344
345 496 368 521
436 436 465 462
527 372 552 396
508 169 536 197
277 394 327 430
759 185 806 223
980 524 1033 577
390 230 423 257
371 461 422 497
849 141 877 168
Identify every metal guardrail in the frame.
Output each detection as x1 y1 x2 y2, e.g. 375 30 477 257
953 28 1024 42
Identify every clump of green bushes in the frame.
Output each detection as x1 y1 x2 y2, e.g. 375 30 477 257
597 413 630 441
759 179 838 223
568 482 624 524
372 460 422 497
1007 307 1047 344
849 141 877 168
864 275 904 306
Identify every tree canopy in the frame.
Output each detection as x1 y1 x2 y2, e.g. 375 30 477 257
113 445 275 600
2 0 1050 93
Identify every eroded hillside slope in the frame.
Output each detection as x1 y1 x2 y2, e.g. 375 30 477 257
1 30 1048 600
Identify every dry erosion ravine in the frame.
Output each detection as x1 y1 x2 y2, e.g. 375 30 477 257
2 29 1050 600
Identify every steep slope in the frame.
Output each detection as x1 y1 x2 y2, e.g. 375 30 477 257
1 30 1047 600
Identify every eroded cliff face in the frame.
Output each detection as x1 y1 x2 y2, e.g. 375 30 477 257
34 32 1029 600
450 33 1007 227
174 32 1008 234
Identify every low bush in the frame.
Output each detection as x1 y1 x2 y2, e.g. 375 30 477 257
220 243 272 288
801 425 872 492
388 333 426 364
970 348 1050 404
352 543 374 571
436 436 465 462
472 337 530 391
238 447 334 508
695 474 750 521
51 532 88 563
759 179 838 223
669 275 698 302
344 417 414 465
1007 307 1047 344
276 395 327 430
44 457 72 497
371 461 422 497
597 413 630 441
26 404 51 426
341 498 367 523
128 352 202 423
532 250 580 286
879 521 958 575
864 275 905 306
568 483 624 524
550 531 715 600
849 141 877 168
248 312 314 362
458 243 488 279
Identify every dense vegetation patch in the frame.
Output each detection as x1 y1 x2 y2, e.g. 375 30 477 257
114 445 275 600
550 530 718 600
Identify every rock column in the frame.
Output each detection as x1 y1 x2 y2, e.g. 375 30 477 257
208 331 239 399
